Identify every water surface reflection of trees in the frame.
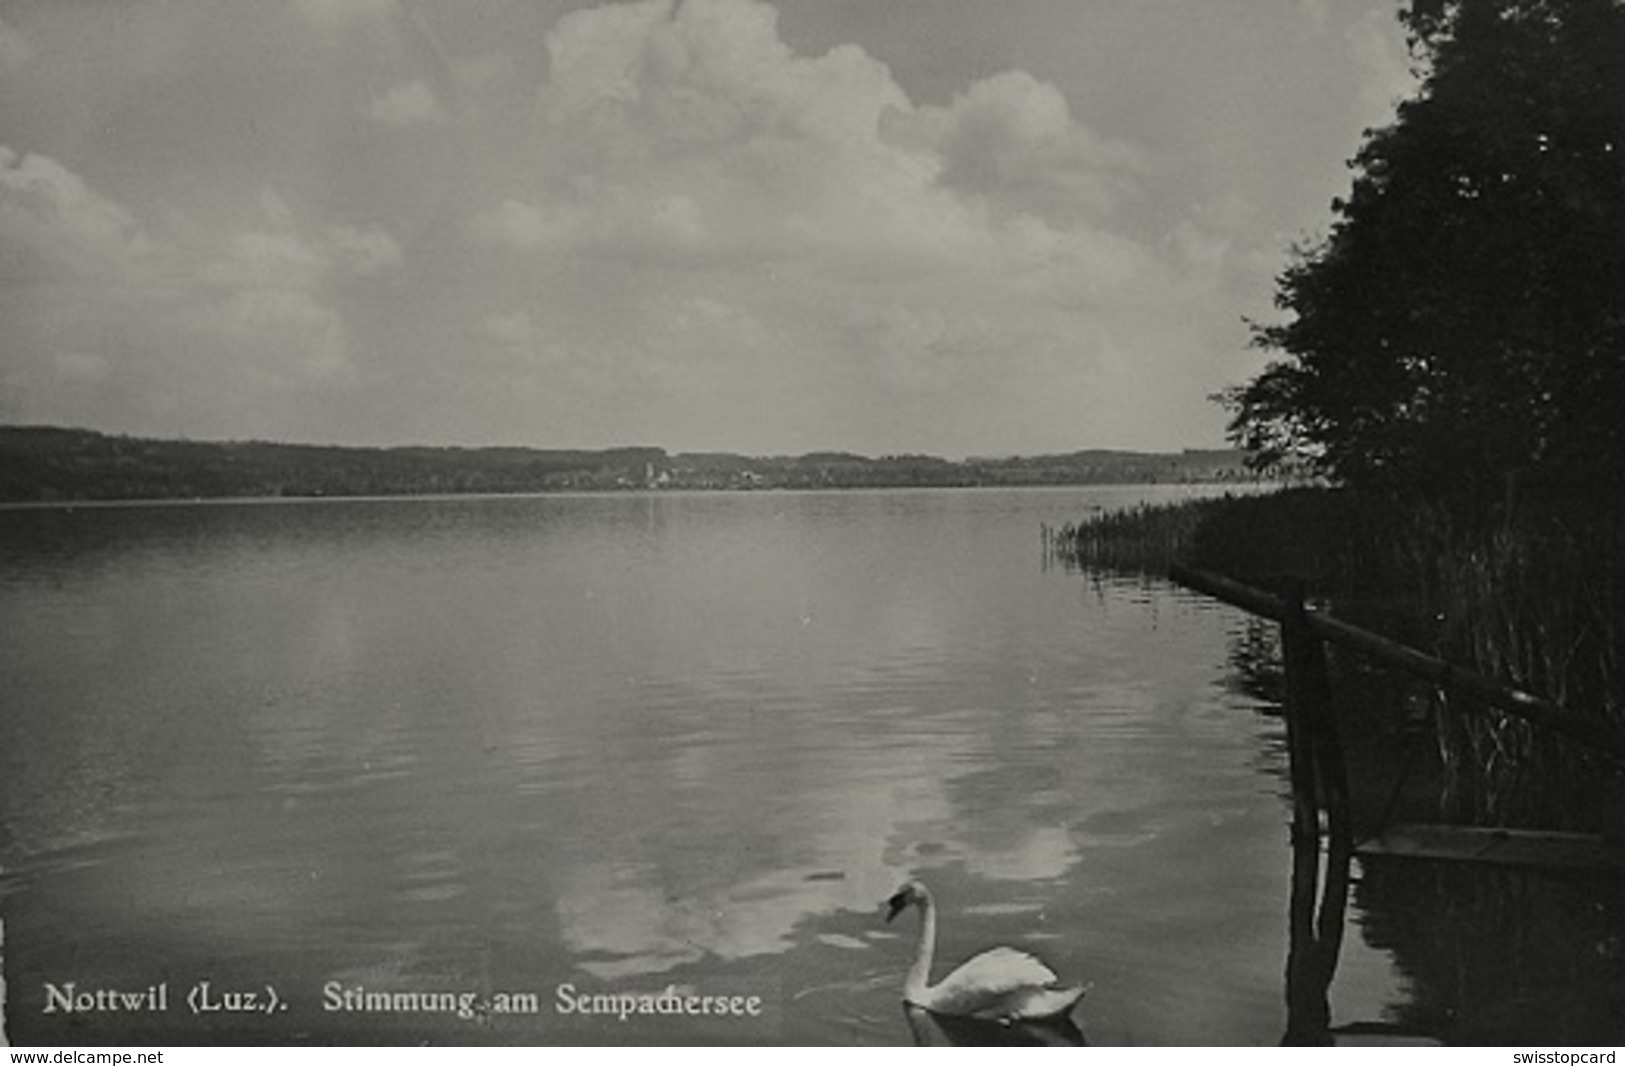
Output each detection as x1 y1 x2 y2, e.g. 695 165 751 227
1223 623 1625 1045
1354 860 1625 1043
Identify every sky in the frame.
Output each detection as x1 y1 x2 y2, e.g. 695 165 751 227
0 0 1418 456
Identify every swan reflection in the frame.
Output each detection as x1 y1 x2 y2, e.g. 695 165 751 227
904 1003 1089 1046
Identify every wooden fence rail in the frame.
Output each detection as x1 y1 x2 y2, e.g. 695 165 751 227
1162 561 1625 1039
1168 563 1625 762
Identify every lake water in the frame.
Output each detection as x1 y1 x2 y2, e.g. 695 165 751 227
2 486 1620 1045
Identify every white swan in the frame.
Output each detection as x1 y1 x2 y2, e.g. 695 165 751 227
884 880 1089 1024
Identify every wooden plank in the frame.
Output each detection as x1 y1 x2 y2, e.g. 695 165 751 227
1357 824 1625 873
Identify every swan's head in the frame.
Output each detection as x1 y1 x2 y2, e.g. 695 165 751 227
884 880 930 923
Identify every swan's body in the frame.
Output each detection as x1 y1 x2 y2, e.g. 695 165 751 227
884 880 1088 1024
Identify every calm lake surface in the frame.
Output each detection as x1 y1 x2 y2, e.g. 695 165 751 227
2 486 1620 1045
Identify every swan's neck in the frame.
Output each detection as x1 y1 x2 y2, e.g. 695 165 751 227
905 896 936 1001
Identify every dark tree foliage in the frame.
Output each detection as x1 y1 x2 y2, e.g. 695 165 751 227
1225 0 1625 499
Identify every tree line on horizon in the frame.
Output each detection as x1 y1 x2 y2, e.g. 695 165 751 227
0 425 1259 503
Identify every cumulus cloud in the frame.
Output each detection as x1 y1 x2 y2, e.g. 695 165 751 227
209 287 355 385
191 190 402 390
291 0 397 38
445 0 1188 451
471 198 583 251
475 310 537 349
489 0 1152 299
327 223 404 277
0 14 33 71
520 0 957 270
5 0 1323 452
208 229 326 292
1299 0 1333 34
0 146 147 280
206 190 400 291
897 70 1141 222
53 351 113 383
1 150 401 434
365 79 446 125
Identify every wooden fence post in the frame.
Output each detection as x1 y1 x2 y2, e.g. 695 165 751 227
1280 576 1322 849
1278 575 1355 1044
1279 576 1353 850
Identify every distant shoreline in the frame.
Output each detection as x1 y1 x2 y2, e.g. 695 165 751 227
0 425 1270 505
0 482 1269 512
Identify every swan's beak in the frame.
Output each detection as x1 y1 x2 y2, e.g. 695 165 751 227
884 892 908 923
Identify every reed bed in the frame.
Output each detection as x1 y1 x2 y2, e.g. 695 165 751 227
1047 497 1228 576
1051 488 1625 831
1418 513 1625 826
